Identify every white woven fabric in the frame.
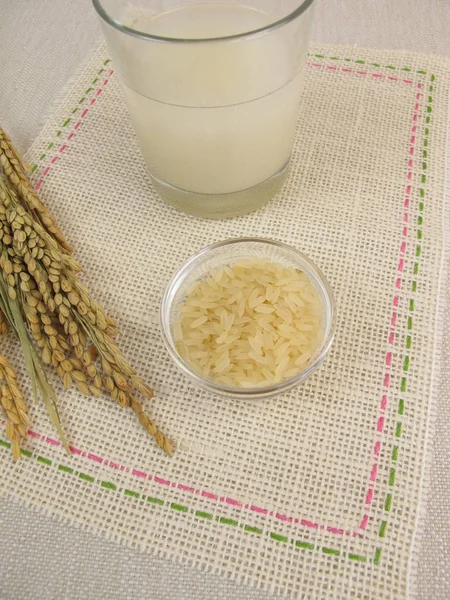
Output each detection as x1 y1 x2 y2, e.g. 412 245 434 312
0 41 448 598
0 0 101 154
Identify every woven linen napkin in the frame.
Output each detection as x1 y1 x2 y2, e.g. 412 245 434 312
0 42 448 599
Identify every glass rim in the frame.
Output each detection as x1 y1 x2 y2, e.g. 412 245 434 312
92 0 315 44
160 237 336 399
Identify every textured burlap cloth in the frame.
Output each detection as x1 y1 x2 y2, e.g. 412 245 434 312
1 42 449 598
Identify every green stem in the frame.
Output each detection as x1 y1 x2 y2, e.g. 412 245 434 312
0 274 70 453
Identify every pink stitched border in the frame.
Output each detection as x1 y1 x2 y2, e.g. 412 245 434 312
310 62 415 85
357 82 423 531
20 63 423 537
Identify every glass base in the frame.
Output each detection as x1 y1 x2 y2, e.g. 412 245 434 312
150 161 289 219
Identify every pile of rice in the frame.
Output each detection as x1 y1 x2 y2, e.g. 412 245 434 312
174 258 324 388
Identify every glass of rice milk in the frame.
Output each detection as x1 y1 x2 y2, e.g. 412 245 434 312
93 0 315 218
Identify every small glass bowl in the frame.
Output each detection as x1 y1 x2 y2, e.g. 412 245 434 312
160 238 336 399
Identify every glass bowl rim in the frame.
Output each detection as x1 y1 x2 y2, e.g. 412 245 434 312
160 237 336 398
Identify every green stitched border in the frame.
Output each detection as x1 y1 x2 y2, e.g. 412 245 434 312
378 75 434 543
0 437 367 563
308 53 428 75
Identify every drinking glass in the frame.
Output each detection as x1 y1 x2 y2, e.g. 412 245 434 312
93 0 315 218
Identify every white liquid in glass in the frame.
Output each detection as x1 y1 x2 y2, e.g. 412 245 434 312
121 3 305 196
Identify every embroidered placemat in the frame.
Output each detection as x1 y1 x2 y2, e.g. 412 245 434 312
0 42 448 598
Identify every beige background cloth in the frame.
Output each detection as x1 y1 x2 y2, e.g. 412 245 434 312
0 1 449 598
